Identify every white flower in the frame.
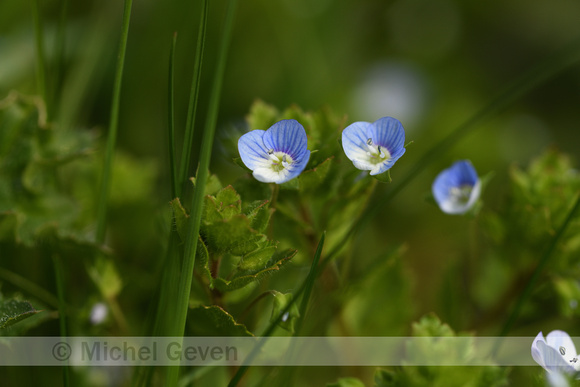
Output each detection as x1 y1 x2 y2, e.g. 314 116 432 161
532 331 580 375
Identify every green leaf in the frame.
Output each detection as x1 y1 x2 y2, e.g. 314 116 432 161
298 157 333 193
246 99 279 131
190 173 223 196
203 195 223 224
411 313 455 337
195 236 212 283
170 197 188 240
202 215 265 256
238 242 278 271
188 305 253 336
0 299 39 329
270 291 300 334
372 169 392 183
202 186 242 224
326 377 367 387
215 185 242 219
212 249 297 292
245 200 272 233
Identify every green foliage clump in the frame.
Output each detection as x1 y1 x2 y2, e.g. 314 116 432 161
375 314 509 387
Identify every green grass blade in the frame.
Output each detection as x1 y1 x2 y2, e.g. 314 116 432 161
227 232 326 387
31 0 50 119
53 0 69 115
165 0 238 385
177 0 209 196
498 192 580 338
168 32 179 199
95 0 134 244
324 36 580 265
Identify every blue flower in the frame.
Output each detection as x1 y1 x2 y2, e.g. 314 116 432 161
432 160 481 214
238 119 311 184
341 117 406 176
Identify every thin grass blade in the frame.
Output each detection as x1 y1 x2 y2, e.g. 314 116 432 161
165 0 238 385
177 0 209 196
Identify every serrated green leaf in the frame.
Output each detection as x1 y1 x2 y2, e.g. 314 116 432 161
202 215 265 256
245 200 272 233
195 236 212 282
212 249 297 292
238 243 278 271
0 299 39 329
270 291 300 334
203 196 223 224
170 197 189 240
246 99 279 131
215 186 241 220
326 377 366 387
412 313 455 337
299 157 333 193
188 305 253 336
201 186 242 224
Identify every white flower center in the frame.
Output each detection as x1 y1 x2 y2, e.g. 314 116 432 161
267 149 293 172
365 138 390 165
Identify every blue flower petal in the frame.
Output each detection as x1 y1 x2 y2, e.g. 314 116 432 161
367 117 405 154
262 119 308 159
432 160 480 214
238 129 268 171
342 121 375 169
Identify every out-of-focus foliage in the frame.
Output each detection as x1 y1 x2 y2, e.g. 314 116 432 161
375 314 509 387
